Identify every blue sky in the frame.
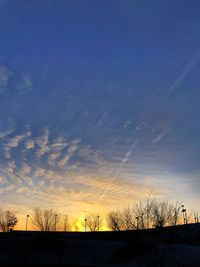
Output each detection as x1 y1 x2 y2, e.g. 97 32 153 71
0 0 200 228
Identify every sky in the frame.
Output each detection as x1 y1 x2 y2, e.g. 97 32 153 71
0 0 200 230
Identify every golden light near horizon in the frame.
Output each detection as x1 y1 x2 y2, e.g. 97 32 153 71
0 0 200 235
8 170 199 232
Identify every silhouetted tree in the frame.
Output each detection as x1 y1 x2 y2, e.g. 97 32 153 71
107 195 184 231
107 207 135 231
62 214 70 231
170 201 182 226
32 207 61 231
107 210 123 231
135 194 155 229
121 207 136 230
0 210 18 232
150 200 174 228
84 214 103 232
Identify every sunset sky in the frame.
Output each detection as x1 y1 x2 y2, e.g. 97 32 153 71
0 0 200 230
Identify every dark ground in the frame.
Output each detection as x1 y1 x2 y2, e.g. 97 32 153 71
0 224 200 266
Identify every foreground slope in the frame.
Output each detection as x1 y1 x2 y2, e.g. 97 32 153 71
0 224 200 266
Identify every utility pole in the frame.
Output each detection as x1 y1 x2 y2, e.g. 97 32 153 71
181 205 187 224
141 213 144 229
194 212 199 223
136 216 139 229
26 215 29 231
97 216 100 231
84 218 87 232
64 215 67 231
55 214 57 231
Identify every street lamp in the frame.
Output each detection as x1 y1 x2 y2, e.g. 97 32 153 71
181 205 188 224
64 215 67 232
55 214 57 231
194 212 199 223
84 218 87 232
141 213 144 229
136 216 139 229
97 216 100 231
26 215 29 231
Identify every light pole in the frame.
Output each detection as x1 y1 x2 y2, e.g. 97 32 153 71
97 216 100 231
84 218 87 232
141 213 144 229
26 215 29 231
194 212 197 223
182 205 188 224
181 205 185 224
64 215 67 232
185 209 188 224
55 214 57 231
194 212 199 223
136 216 139 229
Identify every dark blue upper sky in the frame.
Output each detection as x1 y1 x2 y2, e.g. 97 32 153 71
0 0 200 219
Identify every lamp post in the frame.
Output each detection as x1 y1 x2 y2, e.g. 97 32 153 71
181 205 185 224
26 215 29 231
64 215 67 232
97 216 100 231
136 216 139 229
181 205 188 224
84 218 87 232
141 213 144 229
55 214 57 231
194 212 199 223
185 209 188 224
194 212 197 223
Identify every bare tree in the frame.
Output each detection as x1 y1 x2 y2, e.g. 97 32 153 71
0 210 18 232
135 194 154 229
107 194 187 232
150 200 174 228
170 201 182 226
84 214 103 232
121 207 136 230
150 200 183 228
107 210 123 231
32 207 61 231
62 214 70 231
107 207 135 231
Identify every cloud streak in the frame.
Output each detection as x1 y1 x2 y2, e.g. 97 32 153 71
0 66 13 93
168 47 200 94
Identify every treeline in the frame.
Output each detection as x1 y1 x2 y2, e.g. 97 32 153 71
108 197 183 230
0 196 199 232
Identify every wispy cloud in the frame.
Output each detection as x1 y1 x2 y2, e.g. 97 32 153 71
0 66 13 93
168 47 200 94
4 130 31 159
0 124 179 229
25 139 35 150
18 73 33 95
0 184 15 194
152 129 169 144
57 139 80 166
0 120 15 139
35 128 50 157
6 161 16 174
6 132 31 148
16 187 31 194
48 137 68 165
